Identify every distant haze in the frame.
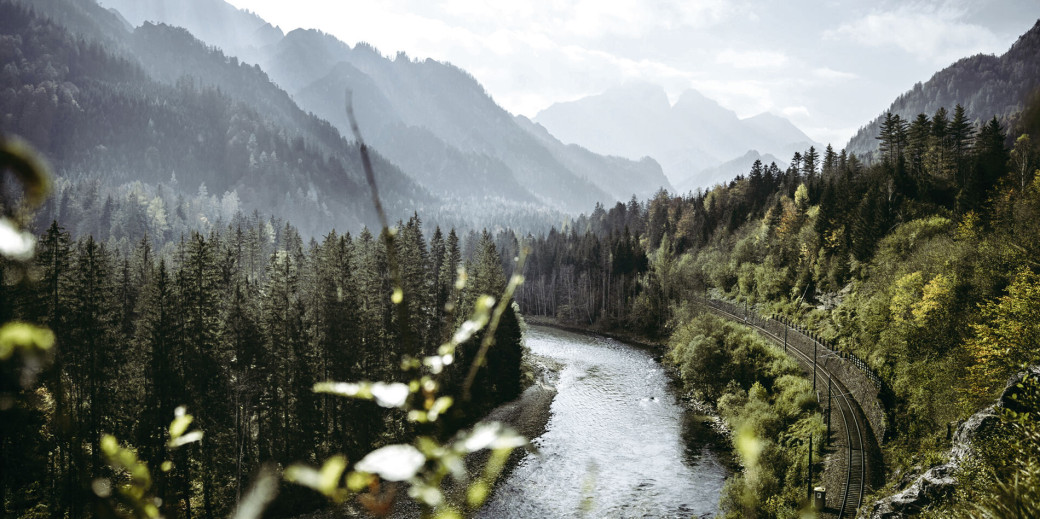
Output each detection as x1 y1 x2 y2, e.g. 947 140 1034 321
533 82 814 186
223 0 1040 147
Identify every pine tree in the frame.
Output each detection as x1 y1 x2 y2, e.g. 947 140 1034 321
949 104 976 189
399 214 431 353
67 237 117 490
929 107 953 179
136 259 190 516
802 146 819 181
822 144 837 178
439 229 463 340
877 112 908 166
176 232 229 518
966 117 1009 210
428 227 446 347
907 113 931 182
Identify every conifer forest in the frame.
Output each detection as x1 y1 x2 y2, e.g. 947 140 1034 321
4 1 1040 518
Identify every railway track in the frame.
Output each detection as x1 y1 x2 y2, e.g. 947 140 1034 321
701 300 866 517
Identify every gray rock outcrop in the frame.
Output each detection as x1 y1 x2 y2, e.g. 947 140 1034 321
866 367 1040 518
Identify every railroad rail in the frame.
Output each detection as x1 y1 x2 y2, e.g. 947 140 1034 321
699 298 866 517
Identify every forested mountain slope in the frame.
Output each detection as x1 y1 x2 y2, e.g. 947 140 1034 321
846 19 1040 159
99 0 283 62
254 29 624 212
98 0 671 212
1 0 432 238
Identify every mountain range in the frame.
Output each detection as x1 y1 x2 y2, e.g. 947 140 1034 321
98 0 672 213
533 82 816 190
7 0 1040 239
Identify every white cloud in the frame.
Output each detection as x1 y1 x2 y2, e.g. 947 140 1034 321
812 67 857 81
689 79 775 117
716 49 790 69
225 0 1038 154
782 106 811 119
824 4 1004 65
802 125 862 149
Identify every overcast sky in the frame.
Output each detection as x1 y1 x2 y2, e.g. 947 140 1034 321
225 0 1039 147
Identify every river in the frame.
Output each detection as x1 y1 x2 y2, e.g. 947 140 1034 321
479 325 729 518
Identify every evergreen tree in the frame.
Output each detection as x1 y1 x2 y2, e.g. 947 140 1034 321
428 227 446 347
136 259 190 516
878 112 909 166
907 113 931 182
822 144 837 178
439 229 463 339
929 106 952 179
966 117 1009 210
67 237 117 491
949 104 976 189
176 232 229 518
803 146 820 180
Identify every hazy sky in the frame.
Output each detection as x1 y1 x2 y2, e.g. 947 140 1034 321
225 0 1040 147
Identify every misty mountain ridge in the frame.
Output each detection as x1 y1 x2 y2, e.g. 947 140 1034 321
534 81 817 190
98 0 283 62
1 0 440 239
98 0 670 212
845 19 1040 158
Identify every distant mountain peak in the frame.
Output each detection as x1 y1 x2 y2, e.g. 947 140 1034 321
673 88 725 110
743 112 784 122
535 83 816 184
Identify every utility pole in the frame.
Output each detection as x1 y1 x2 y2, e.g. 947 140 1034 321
807 435 813 501
827 377 832 445
813 338 818 393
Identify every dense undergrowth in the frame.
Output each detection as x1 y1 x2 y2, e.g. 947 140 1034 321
667 312 823 518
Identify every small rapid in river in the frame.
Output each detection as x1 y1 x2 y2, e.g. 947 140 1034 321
479 326 728 518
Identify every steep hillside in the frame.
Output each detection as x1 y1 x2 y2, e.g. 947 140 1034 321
846 19 1040 158
96 0 670 213
514 116 672 201
293 58 538 204
98 0 282 61
0 0 430 237
261 30 613 213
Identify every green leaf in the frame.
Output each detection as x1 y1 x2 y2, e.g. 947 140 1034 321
346 471 375 492
1 135 51 207
466 480 489 508
285 455 349 502
0 322 54 360
169 413 194 440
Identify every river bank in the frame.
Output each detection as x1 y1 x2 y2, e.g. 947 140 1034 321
296 323 730 518
291 342 563 519
480 324 730 518
522 316 732 441
522 315 667 356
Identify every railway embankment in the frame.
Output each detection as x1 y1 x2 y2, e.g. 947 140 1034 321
699 298 884 517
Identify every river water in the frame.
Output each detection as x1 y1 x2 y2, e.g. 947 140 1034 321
479 326 728 518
